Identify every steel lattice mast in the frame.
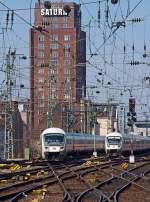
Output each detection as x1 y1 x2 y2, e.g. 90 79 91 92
4 48 16 159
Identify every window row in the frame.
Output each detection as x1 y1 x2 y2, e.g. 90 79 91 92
38 34 71 43
50 34 71 41
41 22 73 29
37 60 71 68
50 43 71 50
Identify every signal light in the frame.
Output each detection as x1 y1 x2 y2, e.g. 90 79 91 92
127 118 132 127
127 112 130 116
132 116 137 122
129 98 135 114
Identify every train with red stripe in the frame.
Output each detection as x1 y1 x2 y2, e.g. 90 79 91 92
105 131 150 155
41 128 105 160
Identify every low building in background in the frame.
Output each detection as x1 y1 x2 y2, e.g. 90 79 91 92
0 100 30 159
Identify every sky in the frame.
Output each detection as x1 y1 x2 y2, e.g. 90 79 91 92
0 0 150 120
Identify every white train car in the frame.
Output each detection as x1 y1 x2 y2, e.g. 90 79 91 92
105 132 122 154
41 128 105 159
105 132 150 155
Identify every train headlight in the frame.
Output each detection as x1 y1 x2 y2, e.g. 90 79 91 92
45 147 48 150
60 146 64 150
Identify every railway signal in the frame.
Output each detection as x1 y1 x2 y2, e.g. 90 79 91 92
127 98 136 128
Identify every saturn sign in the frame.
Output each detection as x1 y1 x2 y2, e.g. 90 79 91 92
41 8 68 16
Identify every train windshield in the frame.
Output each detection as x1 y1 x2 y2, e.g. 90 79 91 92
107 136 121 145
44 133 64 146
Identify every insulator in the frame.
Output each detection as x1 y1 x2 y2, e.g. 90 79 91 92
20 84 24 88
135 61 139 65
44 1 51 9
123 45 126 53
98 1 100 28
11 10 14 29
105 10 108 21
6 10 9 21
130 61 133 65
35 26 43 32
6 10 9 30
98 11 100 20
63 5 71 14
132 44 134 51
132 18 143 23
143 53 147 58
98 72 102 75
111 0 119 4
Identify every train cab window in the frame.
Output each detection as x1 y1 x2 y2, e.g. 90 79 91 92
44 133 64 146
107 136 121 145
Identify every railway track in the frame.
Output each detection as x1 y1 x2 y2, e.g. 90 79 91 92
76 162 150 202
0 157 149 201
0 159 87 201
9 159 123 202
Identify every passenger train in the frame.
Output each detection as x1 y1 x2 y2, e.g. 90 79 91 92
105 132 150 155
40 128 150 160
41 128 105 159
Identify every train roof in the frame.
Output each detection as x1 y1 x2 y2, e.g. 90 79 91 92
41 128 65 136
67 132 105 137
106 132 150 140
106 132 122 137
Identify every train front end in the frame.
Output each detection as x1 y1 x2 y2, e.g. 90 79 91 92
105 132 122 154
41 128 66 160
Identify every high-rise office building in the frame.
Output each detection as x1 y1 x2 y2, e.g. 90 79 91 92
30 2 86 133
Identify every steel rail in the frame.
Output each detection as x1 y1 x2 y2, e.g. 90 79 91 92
2 158 124 201
75 161 150 202
113 166 150 202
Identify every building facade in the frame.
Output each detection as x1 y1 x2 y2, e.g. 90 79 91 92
30 2 86 135
0 100 29 159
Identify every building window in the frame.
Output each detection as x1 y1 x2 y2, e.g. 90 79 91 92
37 59 45 66
51 17 57 22
38 43 44 49
38 68 44 74
38 35 45 42
64 68 70 75
50 51 58 58
39 99 44 108
64 59 71 65
42 17 49 26
50 59 58 66
63 17 68 22
64 93 71 99
64 35 71 41
50 43 59 50
64 51 71 58
64 43 70 49
38 51 44 58
50 24 58 29
50 34 58 41
62 24 68 29
39 77 45 83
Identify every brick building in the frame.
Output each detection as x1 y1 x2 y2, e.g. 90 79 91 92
0 100 29 159
30 2 86 138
